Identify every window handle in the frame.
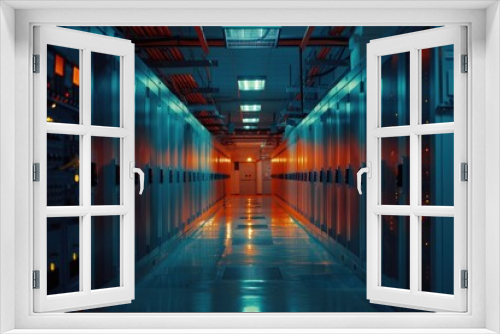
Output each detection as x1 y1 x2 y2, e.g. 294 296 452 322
130 162 144 195
357 162 371 195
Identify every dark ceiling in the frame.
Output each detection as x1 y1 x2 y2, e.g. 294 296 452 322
113 26 429 154
116 26 351 148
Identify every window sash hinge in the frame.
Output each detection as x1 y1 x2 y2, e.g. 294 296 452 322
33 270 40 289
461 270 468 289
33 54 40 73
461 162 468 182
461 54 468 73
33 163 40 182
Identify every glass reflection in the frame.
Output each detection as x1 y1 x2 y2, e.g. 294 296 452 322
91 52 120 127
47 45 80 124
381 215 410 290
381 52 410 127
47 134 79 206
421 217 454 295
47 217 80 295
91 136 120 205
381 137 410 205
422 134 454 206
91 216 120 290
421 45 454 124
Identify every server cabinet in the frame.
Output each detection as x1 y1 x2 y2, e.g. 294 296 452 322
172 112 181 233
349 76 362 257
320 113 328 233
135 79 149 260
306 125 314 223
339 95 349 247
162 103 171 241
326 108 334 238
148 80 160 251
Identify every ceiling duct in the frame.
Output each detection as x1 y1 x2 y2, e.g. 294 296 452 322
224 27 281 49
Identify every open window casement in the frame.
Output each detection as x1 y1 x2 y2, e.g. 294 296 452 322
363 26 467 312
33 26 140 312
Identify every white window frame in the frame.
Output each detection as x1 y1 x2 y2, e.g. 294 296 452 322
1 2 498 333
33 26 136 312
366 26 467 312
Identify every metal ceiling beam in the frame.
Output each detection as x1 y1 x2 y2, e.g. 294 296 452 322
305 58 350 67
182 87 219 94
188 104 219 112
146 59 218 68
195 115 225 120
286 86 327 94
194 26 210 55
134 37 349 48
300 26 315 51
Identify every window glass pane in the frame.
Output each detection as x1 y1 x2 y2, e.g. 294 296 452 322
381 52 410 127
422 133 454 206
47 45 80 124
47 134 80 206
381 215 410 290
421 45 454 124
47 217 80 295
91 216 120 290
91 52 120 127
381 137 410 205
421 217 454 295
91 137 120 205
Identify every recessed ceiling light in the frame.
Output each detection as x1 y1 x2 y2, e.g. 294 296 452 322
243 125 258 130
224 27 281 49
242 118 259 123
241 104 261 112
238 76 266 91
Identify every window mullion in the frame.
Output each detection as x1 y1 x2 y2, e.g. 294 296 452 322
82 48 92 295
409 48 419 294
82 214 91 294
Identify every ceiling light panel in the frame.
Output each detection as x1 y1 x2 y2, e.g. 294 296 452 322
243 125 258 130
237 76 266 91
241 104 261 112
242 118 259 123
224 27 281 49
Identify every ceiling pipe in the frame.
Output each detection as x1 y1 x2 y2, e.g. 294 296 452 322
134 37 349 48
194 26 210 55
147 59 218 68
300 26 315 51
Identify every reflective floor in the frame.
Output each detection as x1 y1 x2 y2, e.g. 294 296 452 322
93 196 396 312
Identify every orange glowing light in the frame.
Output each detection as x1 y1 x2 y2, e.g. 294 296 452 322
49 262 56 272
55 54 65 76
73 66 80 86
247 157 252 162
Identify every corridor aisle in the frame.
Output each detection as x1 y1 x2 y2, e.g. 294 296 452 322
95 196 390 312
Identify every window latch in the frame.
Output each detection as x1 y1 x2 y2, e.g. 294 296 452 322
129 162 144 195
357 162 371 195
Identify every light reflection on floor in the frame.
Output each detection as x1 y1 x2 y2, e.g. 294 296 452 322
92 195 396 312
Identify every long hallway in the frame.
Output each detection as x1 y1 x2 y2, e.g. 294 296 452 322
95 196 392 312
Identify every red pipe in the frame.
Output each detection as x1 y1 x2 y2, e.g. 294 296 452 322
194 26 210 55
